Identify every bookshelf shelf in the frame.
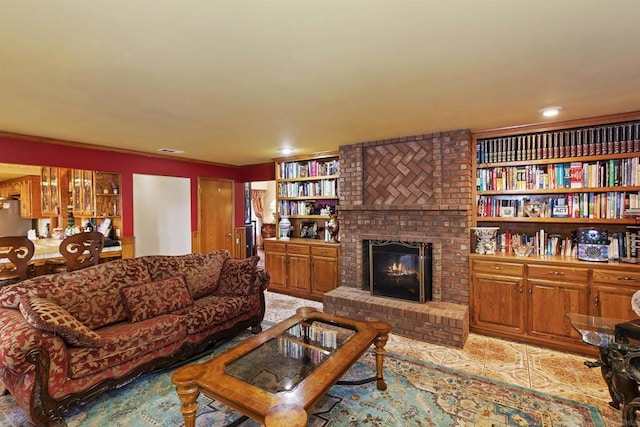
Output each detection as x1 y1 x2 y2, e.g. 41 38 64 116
274 150 339 238
473 113 640 261
478 186 640 196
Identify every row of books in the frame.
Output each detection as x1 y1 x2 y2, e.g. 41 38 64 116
278 159 340 179
477 121 640 164
477 157 640 191
278 179 338 198
497 228 639 260
477 192 639 219
277 337 328 363
286 323 339 349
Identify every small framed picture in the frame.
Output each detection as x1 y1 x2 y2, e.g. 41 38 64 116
300 221 318 238
499 206 515 217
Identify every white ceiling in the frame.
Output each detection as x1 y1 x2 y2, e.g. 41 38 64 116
1 0 639 166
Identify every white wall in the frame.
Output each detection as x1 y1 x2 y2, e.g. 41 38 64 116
133 174 191 256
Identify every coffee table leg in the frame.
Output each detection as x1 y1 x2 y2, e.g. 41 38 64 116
372 321 392 391
175 383 200 427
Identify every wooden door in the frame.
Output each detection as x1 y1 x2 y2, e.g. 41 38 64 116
199 178 234 254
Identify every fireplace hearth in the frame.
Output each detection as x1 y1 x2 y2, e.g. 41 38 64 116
367 240 432 303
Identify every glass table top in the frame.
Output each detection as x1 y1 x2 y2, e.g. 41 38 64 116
566 313 640 351
224 318 357 393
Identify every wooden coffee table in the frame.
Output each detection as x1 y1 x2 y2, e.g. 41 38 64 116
171 306 392 427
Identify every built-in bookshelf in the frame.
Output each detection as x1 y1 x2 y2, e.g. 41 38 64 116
274 151 339 238
473 113 640 262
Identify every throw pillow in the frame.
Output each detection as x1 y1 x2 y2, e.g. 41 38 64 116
183 251 228 299
216 256 259 296
19 295 103 348
120 275 193 323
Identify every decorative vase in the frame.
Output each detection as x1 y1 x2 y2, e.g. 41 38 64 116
471 227 499 255
327 214 340 244
278 216 291 240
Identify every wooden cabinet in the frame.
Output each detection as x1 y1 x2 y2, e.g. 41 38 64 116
470 112 640 353
264 240 287 292
592 269 640 319
286 244 311 294
71 169 94 217
264 238 340 301
0 175 41 219
274 151 339 239
471 260 525 334
526 264 589 344
470 255 640 354
310 245 339 299
40 166 61 216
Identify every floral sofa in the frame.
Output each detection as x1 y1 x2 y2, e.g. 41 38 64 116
0 250 269 426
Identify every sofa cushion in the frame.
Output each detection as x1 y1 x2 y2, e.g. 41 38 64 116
18 296 103 348
1 258 152 330
184 252 228 298
67 314 186 378
174 294 253 335
142 251 229 299
216 256 259 296
121 276 193 322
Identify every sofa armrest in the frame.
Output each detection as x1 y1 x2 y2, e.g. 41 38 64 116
255 267 270 292
0 308 67 376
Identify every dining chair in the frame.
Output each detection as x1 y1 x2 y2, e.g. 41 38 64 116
47 231 105 274
0 236 35 286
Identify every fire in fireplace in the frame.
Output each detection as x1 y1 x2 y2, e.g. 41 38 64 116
366 240 432 303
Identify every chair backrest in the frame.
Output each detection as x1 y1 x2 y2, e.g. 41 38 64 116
59 231 105 272
0 236 35 280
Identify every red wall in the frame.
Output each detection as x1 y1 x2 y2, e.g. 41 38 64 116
0 135 274 236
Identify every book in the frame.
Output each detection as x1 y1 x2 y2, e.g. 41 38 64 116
570 162 583 188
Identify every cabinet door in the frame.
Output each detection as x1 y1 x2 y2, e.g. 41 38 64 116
19 179 32 218
311 255 338 298
593 283 640 320
82 169 94 215
264 242 287 292
592 269 640 320
288 253 311 293
527 279 589 341
472 272 525 334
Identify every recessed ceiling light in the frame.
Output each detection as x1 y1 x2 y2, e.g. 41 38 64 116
539 106 564 118
279 147 294 155
157 148 185 154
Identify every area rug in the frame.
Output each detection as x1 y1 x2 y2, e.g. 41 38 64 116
0 336 604 427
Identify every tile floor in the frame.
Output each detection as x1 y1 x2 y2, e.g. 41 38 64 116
264 290 623 427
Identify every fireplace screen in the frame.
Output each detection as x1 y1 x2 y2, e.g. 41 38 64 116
368 240 432 303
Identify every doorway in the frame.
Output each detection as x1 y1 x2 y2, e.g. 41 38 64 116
199 178 234 253
132 174 191 256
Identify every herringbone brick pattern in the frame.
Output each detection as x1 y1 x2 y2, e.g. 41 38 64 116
363 141 435 205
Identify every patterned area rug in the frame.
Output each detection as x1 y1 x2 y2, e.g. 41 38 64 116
0 334 604 427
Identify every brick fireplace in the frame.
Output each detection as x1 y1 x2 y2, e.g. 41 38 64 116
323 129 473 347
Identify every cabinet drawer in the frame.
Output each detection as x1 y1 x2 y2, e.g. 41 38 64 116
473 261 523 276
287 244 310 255
527 265 589 282
312 246 338 258
593 269 640 286
264 241 286 252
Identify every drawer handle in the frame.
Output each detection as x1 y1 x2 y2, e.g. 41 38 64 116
618 276 640 282
549 271 565 276
490 266 503 270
